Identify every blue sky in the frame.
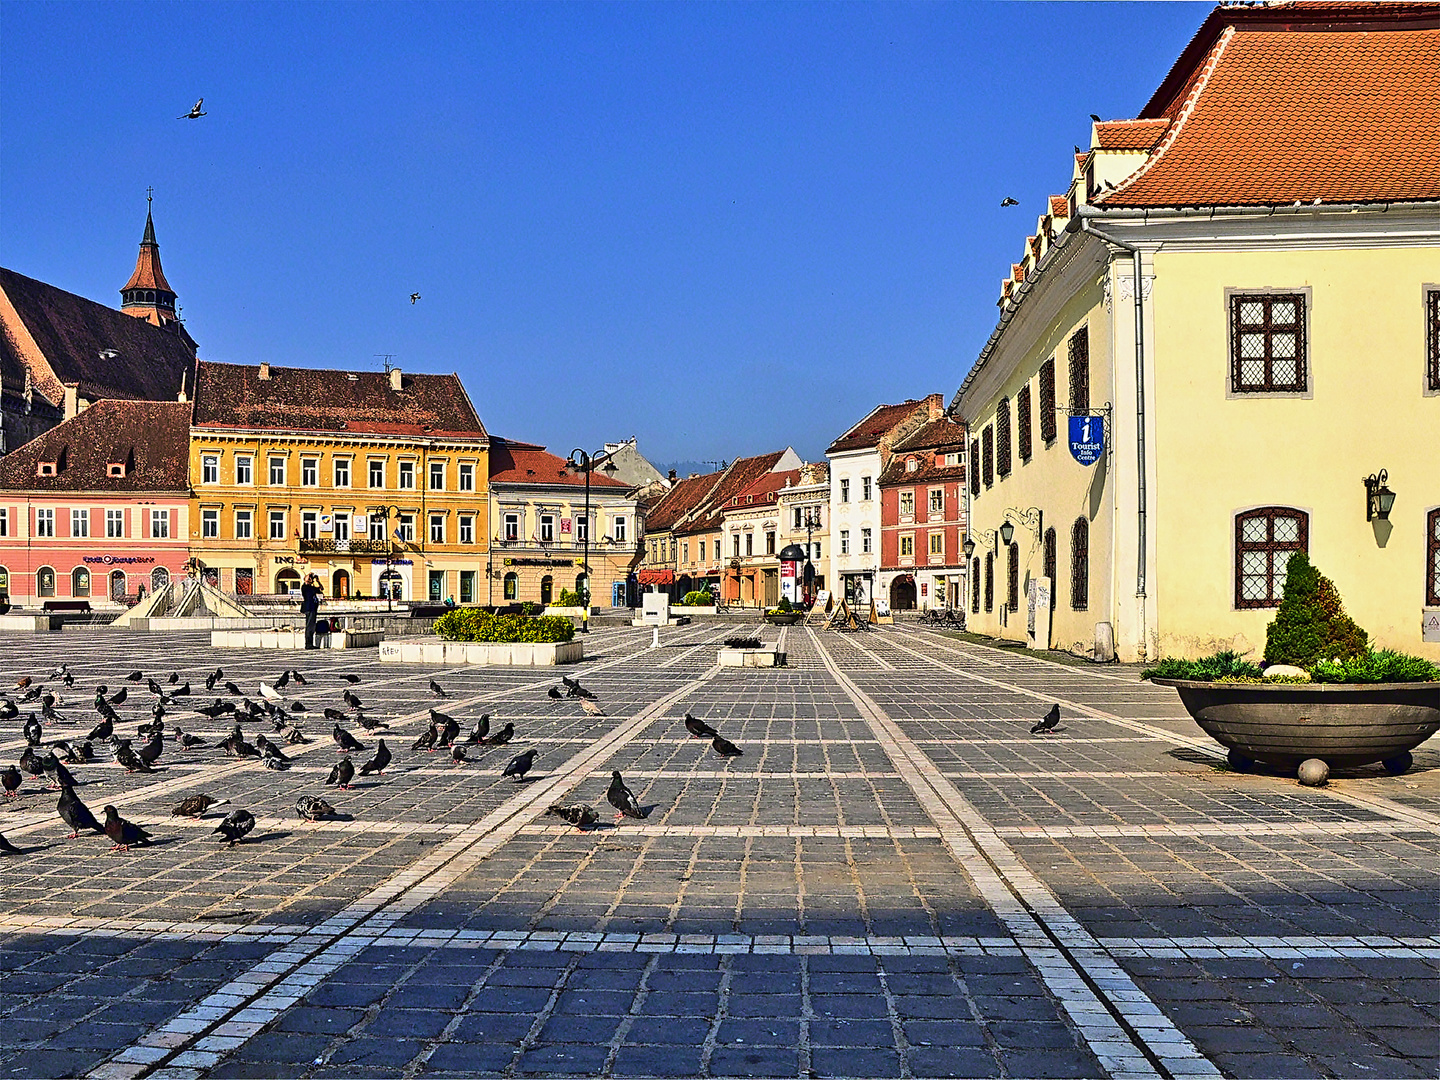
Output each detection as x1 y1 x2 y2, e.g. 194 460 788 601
2 1 1208 465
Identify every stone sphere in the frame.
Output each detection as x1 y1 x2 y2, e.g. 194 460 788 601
1297 758 1329 786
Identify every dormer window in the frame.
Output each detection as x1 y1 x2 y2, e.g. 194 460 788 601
108 463 127 478
37 461 56 477
906 457 918 473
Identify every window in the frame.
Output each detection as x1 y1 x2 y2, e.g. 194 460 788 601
235 456 253 485
1007 543 1019 611
105 509 123 538
334 459 351 488
840 478 850 503
793 508 803 529
429 514 445 544
1018 384 1033 461
301 458 319 486
982 426 994 488
1039 358 1056 443
733 534 741 558
151 509 170 539
369 460 385 488
37 567 55 598
1071 517 1090 610
429 462 445 491
459 515 474 545
201 454 219 484
301 511 318 540
1427 508 1440 606
398 461 415 489
971 557 980 613
862 476 872 501
861 527 872 554
539 514 555 543
1235 507 1308 609
504 572 518 600
1068 326 1090 414
202 509 218 538
929 489 943 515
1043 527 1057 589
235 510 253 540
575 515 588 542
0 509 7 537
333 514 350 541
900 492 914 517
397 514 415 542
812 541 821 560
71 509 89 538
503 513 520 542
269 510 286 540
459 463 475 491
900 534 914 557
1230 293 1306 392
1428 290 1440 392
613 517 627 543
36 508 55 537
996 397 1012 478
970 440 981 497
744 532 753 557
840 530 850 555
766 531 775 555
72 567 90 597
369 516 386 542
699 540 706 563
269 457 285 485
984 551 994 612
929 532 944 557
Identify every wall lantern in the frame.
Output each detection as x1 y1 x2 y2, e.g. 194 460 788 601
1363 470 1396 522
998 520 1015 546
962 536 976 560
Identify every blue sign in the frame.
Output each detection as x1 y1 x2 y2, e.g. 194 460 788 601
1069 415 1105 466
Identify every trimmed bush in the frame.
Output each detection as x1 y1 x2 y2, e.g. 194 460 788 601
1263 552 1368 667
434 609 575 644
519 602 540 617
1141 650 1263 682
556 589 583 608
681 590 714 606
1310 649 1440 684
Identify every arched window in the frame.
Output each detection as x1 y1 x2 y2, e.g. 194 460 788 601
1428 508 1440 607
1071 518 1089 610
971 557 980 613
1007 543 1019 611
984 551 994 613
109 569 126 602
1235 507 1308 609
503 572 518 600
150 567 169 594
540 575 553 605
37 566 56 598
0 565 10 598
275 569 301 594
72 566 90 597
996 398 1012 478
331 569 349 599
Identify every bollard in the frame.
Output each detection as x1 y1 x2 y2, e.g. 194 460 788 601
651 625 660 649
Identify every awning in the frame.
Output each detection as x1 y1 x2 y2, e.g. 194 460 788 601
637 568 675 586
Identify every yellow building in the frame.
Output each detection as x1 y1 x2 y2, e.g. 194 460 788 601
952 2 1440 661
188 361 489 603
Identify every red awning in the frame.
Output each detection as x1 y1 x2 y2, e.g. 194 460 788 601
638 568 675 585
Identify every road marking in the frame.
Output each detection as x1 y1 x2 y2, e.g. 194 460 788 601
811 629 1218 1080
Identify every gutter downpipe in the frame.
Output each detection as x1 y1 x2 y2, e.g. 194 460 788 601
1078 215 1148 662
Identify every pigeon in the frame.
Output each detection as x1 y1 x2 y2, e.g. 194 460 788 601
340 673 361 684
410 292 421 304
262 756 291 771
323 707 347 722
1090 112 1102 122
41 752 77 789
222 730 260 759
51 663 71 680
52 740 85 764
175 727 206 748
465 714 491 743
435 713 459 748
19 746 44 778
214 809 255 845
109 688 128 706
356 713 387 731
502 749 536 782
259 682 282 704
171 681 191 697
579 698 605 717
274 670 290 690
223 681 242 697
711 735 743 758
343 690 363 710
280 725 308 745
482 722 513 747
411 725 438 752
560 674 579 692
103 805 152 851
172 794 227 817
1031 704 1060 735
572 683 597 701
0 832 20 854
58 785 105 837
684 713 718 739
178 98 206 119
288 669 307 687
127 671 143 683
429 679 447 698
450 745 470 766
606 770 647 821
0 697 17 720
546 803 600 829
332 724 365 753
1 764 21 797
16 676 31 689
137 731 164 766
168 672 179 684
115 742 154 773
147 678 163 696
547 686 562 702
358 740 390 776
1001 196 1019 207
295 795 338 821
255 734 290 763
326 757 355 790
24 715 42 747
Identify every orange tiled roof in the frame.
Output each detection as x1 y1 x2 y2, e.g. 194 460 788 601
645 471 723 532
1093 119 1170 151
1104 3 1440 207
826 400 929 455
488 438 629 488
121 209 174 293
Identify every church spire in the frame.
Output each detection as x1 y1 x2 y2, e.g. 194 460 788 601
121 188 178 329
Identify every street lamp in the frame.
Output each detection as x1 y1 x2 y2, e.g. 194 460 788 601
1363 470 1395 522
567 450 618 633
367 504 402 612
802 506 822 605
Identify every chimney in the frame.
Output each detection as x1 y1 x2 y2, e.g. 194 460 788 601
389 366 403 391
258 362 271 381
927 392 943 419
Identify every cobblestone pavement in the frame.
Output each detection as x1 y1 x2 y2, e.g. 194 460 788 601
0 623 1434 1080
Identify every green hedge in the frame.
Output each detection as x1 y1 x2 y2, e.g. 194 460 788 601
556 589 583 607
681 591 714 606
1310 649 1440 683
1141 650 1262 682
433 609 576 644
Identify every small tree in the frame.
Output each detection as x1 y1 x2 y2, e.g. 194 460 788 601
1263 552 1368 667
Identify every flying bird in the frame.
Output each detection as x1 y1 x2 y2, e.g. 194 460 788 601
213 809 255 845
502 748 537 782
1000 197 1019 207
1031 704 1061 735
410 292 420 304
606 770 647 821
546 803 600 829
178 98 207 119
102 805 153 851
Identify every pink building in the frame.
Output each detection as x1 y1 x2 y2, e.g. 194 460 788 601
0 400 192 608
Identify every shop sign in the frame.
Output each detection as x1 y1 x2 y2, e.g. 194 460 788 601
82 555 155 565
370 558 414 565
504 557 574 567
1069 415 1105 466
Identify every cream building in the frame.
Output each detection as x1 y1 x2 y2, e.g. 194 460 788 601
777 461 829 603
951 2 1440 661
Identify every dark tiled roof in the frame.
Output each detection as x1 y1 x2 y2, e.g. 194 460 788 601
826 400 928 455
0 400 192 492
191 361 486 438
683 451 786 533
644 471 724 533
0 266 196 402
488 438 628 488
880 417 968 486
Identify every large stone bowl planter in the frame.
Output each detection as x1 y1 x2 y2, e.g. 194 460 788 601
764 612 804 625
1151 678 1440 775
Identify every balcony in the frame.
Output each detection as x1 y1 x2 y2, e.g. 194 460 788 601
298 537 391 555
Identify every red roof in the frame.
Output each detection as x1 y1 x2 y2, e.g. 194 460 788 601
1049 195 1070 217
644 471 724 532
0 400 192 492
121 211 174 293
826 400 931 455
1093 119 1170 151
1104 2 1440 207
683 451 786 533
488 438 629 488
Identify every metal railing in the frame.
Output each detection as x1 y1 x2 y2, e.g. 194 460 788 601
297 537 391 555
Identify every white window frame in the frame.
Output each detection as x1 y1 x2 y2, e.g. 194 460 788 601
71 509 89 538
575 514 589 543
613 516 628 543
333 458 351 488
840 478 849 503
301 511 319 540
201 454 219 484
36 508 55 538
150 509 170 539
429 461 445 491
862 476 872 501
539 514 555 543
429 513 445 544
840 529 849 555
333 514 350 541
269 509 286 540
458 463 475 492
397 514 415 542
301 458 319 487
105 509 123 538
503 513 520 541
235 455 253 485
368 459 385 488
201 509 219 538
235 509 253 540
458 515 474 545
862 527 872 554
398 461 416 490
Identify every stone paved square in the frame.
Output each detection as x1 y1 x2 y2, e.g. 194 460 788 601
0 622 1435 1078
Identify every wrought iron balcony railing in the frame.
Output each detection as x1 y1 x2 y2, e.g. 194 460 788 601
298 537 392 555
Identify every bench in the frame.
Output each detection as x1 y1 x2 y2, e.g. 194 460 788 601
42 600 92 613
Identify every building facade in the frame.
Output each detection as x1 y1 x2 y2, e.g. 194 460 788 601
777 461 829 604
188 361 489 603
952 1 1440 660
878 416 968 611
719 467 800 609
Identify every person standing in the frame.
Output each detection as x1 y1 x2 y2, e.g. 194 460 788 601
301 573 324 649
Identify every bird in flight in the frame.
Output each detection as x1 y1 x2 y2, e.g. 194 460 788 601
178 98 207 120
1000 197 1019 207
410 292 421 304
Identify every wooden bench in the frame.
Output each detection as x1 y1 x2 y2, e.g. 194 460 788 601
42 600 92 613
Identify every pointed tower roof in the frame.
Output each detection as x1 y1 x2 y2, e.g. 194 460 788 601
122 196 174 294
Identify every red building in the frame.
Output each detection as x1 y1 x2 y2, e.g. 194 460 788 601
878 415 968 611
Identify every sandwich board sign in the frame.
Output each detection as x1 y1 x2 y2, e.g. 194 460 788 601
1069 415 1105 466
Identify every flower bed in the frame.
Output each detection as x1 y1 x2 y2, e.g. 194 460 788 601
433 609 575 644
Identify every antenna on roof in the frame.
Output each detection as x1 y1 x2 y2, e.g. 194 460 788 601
375 354 397 373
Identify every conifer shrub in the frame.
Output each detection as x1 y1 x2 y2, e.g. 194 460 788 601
681 590 714 606
1141 650 1263 682
1263 552 1368 667
1309 649 1440 683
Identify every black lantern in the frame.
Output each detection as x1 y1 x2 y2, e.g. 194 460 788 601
962 536 976 560
999 520 1015 546
1363 470 1396 522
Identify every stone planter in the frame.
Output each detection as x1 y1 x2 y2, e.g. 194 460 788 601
1152 678 1440 775
764 612 804 625
380 637 583 666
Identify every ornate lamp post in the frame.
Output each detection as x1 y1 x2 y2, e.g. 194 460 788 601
367 503 402 612
567 451 619 633
802 506 822 605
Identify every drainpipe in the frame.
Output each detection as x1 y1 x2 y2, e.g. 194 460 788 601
1078 216 1149 660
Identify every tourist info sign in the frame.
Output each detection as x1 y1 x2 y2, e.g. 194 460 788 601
1069 415 1105 466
